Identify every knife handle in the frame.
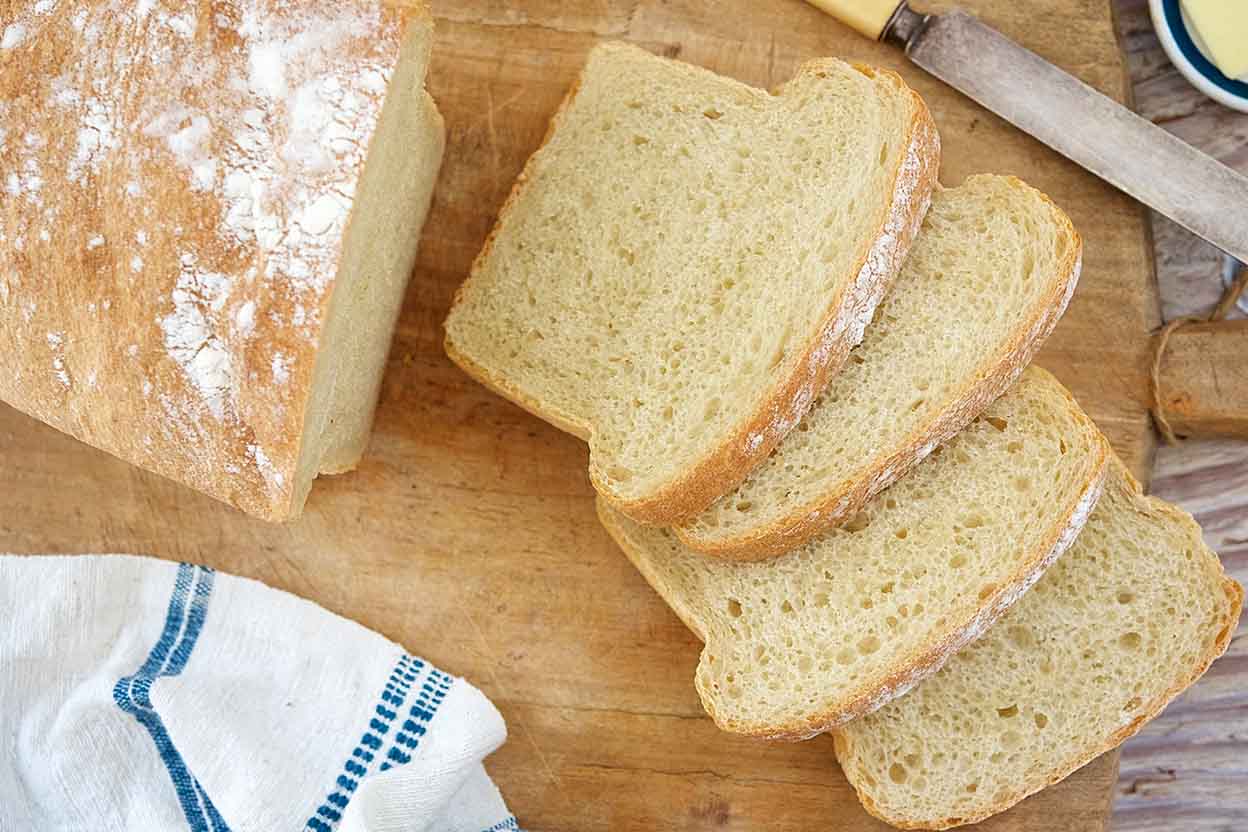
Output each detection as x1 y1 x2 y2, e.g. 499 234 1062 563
803 0 904 40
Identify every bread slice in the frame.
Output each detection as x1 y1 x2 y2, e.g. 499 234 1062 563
0 0 445 520
599 368 1109 738
834 457 1242 830
678 175 1082 559
445 41 940 525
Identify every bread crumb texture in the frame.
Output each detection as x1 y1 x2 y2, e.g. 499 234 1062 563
446 41 938 522
0 0 426 517
600 368 1110 738
835 458 1242 829
681 174 1082 558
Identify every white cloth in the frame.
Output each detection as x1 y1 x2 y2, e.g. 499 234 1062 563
0 555 520 832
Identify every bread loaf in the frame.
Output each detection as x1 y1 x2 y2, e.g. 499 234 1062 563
679 175 1082 559
600 368 1109 738
834 457 1242 829
445 41 939 525
0 0 445 520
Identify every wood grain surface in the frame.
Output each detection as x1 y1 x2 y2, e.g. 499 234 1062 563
0 1 1169 829
1112 2 1248 829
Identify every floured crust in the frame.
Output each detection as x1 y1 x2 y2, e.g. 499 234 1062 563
677 183 1085 560
597 368 1113 739
0 0 434 520
831 460 1244 830
444 46 941 526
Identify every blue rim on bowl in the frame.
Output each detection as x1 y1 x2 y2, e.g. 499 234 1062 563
1150 0 1248 113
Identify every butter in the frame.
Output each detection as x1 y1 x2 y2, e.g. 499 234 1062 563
1181 0 1248 80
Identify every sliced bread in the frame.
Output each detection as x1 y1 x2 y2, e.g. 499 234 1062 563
599 367 1110 738
678 175 1082 559
445 41 940 525
834 457 1242 830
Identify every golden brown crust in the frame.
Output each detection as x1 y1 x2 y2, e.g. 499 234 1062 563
676 179 1084 560
443 49 942 527
831 459 1245 830
598 369 1114 740
0 0 433 521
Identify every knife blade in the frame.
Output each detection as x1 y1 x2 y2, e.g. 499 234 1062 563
806 0 1248 264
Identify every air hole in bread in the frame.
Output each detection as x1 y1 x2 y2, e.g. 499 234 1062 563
726 599 742 618
996 705 1018 718
889 763 907 784
986 416 1008 432
858 635 881 655
1034 712 1049 729
1007 626 1034 649
844 512 871 533
703 107 723 120
1022 252 1035 280
978 584 997 601
895 528 908 540
1117 590 1134 604
1119 632 1141 650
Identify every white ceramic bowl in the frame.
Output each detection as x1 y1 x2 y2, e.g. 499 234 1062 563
1150 0 1248 113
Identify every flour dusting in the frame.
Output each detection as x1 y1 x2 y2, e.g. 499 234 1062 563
0 0 425 513
1 24 28 49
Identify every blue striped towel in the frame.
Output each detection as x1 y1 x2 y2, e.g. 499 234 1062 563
0 555 521 832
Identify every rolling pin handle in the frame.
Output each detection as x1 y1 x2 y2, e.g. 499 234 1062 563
803 0 927 45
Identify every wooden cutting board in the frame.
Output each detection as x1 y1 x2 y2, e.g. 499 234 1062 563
0 0 1160 829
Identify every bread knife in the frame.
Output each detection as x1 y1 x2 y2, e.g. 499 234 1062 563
805 0 1248 264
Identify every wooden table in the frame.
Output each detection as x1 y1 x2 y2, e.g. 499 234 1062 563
0 0 1239 829
1111 2 1248 829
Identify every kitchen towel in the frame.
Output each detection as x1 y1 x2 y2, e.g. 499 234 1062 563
0 554 521 832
